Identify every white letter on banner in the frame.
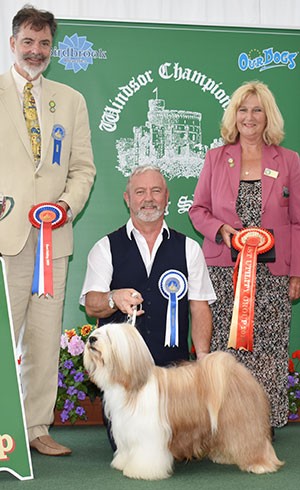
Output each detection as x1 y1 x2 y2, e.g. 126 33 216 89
159 62 173 79
0 434 16 461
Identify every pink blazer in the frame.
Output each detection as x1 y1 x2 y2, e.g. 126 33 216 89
189 141 300 276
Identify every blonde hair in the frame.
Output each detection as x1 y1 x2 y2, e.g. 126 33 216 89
221 81 284 145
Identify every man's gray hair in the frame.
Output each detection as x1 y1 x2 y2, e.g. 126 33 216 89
126 165 167 193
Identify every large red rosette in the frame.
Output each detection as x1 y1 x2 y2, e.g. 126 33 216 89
228 227 274 351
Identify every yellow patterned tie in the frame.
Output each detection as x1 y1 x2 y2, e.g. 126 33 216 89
23 82 41 166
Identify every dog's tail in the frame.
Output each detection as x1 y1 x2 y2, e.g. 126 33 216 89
200 351 233 434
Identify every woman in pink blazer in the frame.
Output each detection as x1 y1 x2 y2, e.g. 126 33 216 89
189 81 300 437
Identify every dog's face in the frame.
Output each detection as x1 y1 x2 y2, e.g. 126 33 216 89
84 323 155 392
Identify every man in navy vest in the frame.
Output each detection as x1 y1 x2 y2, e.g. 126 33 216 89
80 165 216 366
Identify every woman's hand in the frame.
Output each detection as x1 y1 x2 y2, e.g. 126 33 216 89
289 277 300 301
218 224 239 248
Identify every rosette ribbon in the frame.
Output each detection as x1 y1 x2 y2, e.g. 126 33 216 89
158 270 188 347
228 227 274 351
29 203 67 297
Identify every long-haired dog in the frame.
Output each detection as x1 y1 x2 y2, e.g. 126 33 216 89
84 323 283 480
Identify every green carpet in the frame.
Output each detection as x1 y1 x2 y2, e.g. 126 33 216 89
1 423 299 489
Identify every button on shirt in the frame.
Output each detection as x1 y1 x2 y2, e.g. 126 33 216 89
79 219 216 305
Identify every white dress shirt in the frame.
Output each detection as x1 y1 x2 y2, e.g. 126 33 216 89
79 219 216 305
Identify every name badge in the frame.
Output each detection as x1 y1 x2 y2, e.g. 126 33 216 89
158 270 188 347
264 168 278 179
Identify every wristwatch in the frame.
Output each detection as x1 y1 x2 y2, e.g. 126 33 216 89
108 290 115 309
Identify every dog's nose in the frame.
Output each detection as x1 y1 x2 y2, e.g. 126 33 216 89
89 336 97 345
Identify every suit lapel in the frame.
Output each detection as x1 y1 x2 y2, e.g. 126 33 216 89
40 77 56 167
261 145 279 209
0 71 33 163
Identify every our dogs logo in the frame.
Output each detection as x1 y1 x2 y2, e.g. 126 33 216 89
238 47 298 72
51 33 107 73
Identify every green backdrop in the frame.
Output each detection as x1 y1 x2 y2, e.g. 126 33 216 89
45 20 300 353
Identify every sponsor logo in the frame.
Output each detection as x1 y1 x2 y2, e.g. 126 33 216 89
0 434 16 461
238 47 298 72
51 33 107 73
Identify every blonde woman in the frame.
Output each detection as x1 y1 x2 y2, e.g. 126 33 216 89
189 81 300 436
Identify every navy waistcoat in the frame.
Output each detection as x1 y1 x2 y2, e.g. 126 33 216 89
98 225 189 366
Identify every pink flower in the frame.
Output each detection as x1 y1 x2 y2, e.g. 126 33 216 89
60 333 69 349
68 335 85 356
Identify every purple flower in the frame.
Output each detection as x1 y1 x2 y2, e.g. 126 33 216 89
58 378 65 388
288 412 299 420
70 369 77 375
75 406 86 416
64 399 75 411
60 409 70 422
68 335 85 356
64 360 74 370
74 372 84 382
58 372 65 387
67 386 78 396
77 391 86 401
296 391 300 399
288 375 296 387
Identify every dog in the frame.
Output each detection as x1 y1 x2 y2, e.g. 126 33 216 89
84 322 283 480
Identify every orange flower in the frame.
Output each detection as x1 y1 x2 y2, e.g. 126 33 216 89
65 329 76 340
292 350 300 360
289 358 295 373
81 324 92 337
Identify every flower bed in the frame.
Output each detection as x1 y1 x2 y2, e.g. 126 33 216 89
288 350 300 422
55 325 100 424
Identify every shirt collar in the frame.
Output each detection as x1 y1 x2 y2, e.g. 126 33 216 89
126 218 170 240
11 65 42 92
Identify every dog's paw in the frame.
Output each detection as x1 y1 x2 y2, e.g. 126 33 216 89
246 462 282 474
111 452 128 471
123 464 171 480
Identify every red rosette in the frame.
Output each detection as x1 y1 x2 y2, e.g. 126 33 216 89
28 203 67 297
29 202 67 229
232 227 274 255
228 227 274 352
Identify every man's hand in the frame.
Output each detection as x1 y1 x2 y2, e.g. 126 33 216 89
85 289 144 318
112 289 144 316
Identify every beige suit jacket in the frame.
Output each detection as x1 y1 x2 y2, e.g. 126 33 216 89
0 69 95 257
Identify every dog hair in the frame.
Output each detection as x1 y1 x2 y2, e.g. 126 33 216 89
84 322 283 480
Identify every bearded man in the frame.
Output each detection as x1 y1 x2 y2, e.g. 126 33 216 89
80 165 215 367
0 6 95 455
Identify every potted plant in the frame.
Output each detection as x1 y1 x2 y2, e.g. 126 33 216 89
55 324 101 424
288 350 300 421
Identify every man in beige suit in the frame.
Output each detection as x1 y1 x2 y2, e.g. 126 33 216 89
0 6 95 455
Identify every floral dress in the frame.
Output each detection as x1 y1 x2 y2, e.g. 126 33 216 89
208 180 291 427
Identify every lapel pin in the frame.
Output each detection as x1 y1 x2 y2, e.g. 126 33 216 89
228 157 234 167
49 100 56 113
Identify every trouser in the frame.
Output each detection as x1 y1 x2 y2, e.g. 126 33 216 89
3 227 68 441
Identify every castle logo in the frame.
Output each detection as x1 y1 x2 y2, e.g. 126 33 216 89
116 92 223 180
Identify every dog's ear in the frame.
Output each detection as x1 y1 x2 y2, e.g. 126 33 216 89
83 343 103 377
106 323 154 392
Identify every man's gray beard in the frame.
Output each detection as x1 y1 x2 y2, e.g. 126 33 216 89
16 54 50 80
135 207 164 222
